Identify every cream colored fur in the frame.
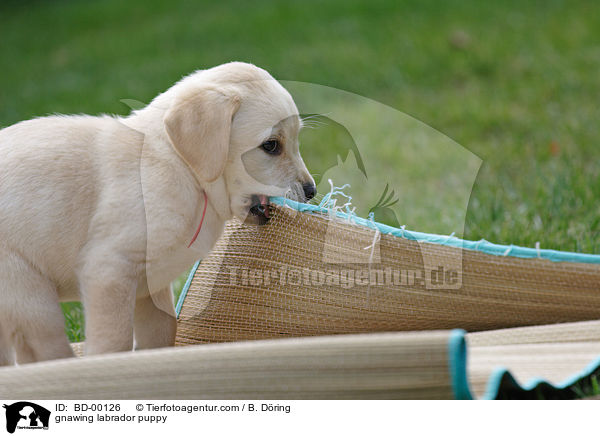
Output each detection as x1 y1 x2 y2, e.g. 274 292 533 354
0 62 314 364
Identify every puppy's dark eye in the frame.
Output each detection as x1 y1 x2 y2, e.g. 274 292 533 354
261 139 281 155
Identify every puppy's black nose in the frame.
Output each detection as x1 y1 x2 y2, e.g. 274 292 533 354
302 183 316 201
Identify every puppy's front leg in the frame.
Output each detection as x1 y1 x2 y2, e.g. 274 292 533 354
81 268 138 355
134 288 177 350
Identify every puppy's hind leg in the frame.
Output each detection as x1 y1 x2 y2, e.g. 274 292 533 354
0 249 74 364
13 297 74 365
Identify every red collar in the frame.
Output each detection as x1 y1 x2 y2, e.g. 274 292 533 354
188 190 208 248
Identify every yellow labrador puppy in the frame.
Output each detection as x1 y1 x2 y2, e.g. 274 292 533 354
0 62 315 364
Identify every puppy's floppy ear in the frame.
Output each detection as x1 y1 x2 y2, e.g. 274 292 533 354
164 86 241 183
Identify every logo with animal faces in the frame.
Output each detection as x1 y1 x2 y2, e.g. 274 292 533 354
3 402 50 434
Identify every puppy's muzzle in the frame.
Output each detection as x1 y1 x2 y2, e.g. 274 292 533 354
247 184 315 225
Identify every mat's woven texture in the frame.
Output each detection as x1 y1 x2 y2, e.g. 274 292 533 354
0 332 453 399
176 205 600 345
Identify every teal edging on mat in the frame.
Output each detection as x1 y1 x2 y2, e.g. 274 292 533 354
448 330 473 400
175 260 201 319
447 330 600 399
270 197 600 264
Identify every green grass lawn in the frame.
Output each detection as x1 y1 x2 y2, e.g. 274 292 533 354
1 0 599 345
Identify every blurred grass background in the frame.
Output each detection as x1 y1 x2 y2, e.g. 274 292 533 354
1 0 599 341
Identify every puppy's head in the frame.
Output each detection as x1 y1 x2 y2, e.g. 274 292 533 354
164 62 315 224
